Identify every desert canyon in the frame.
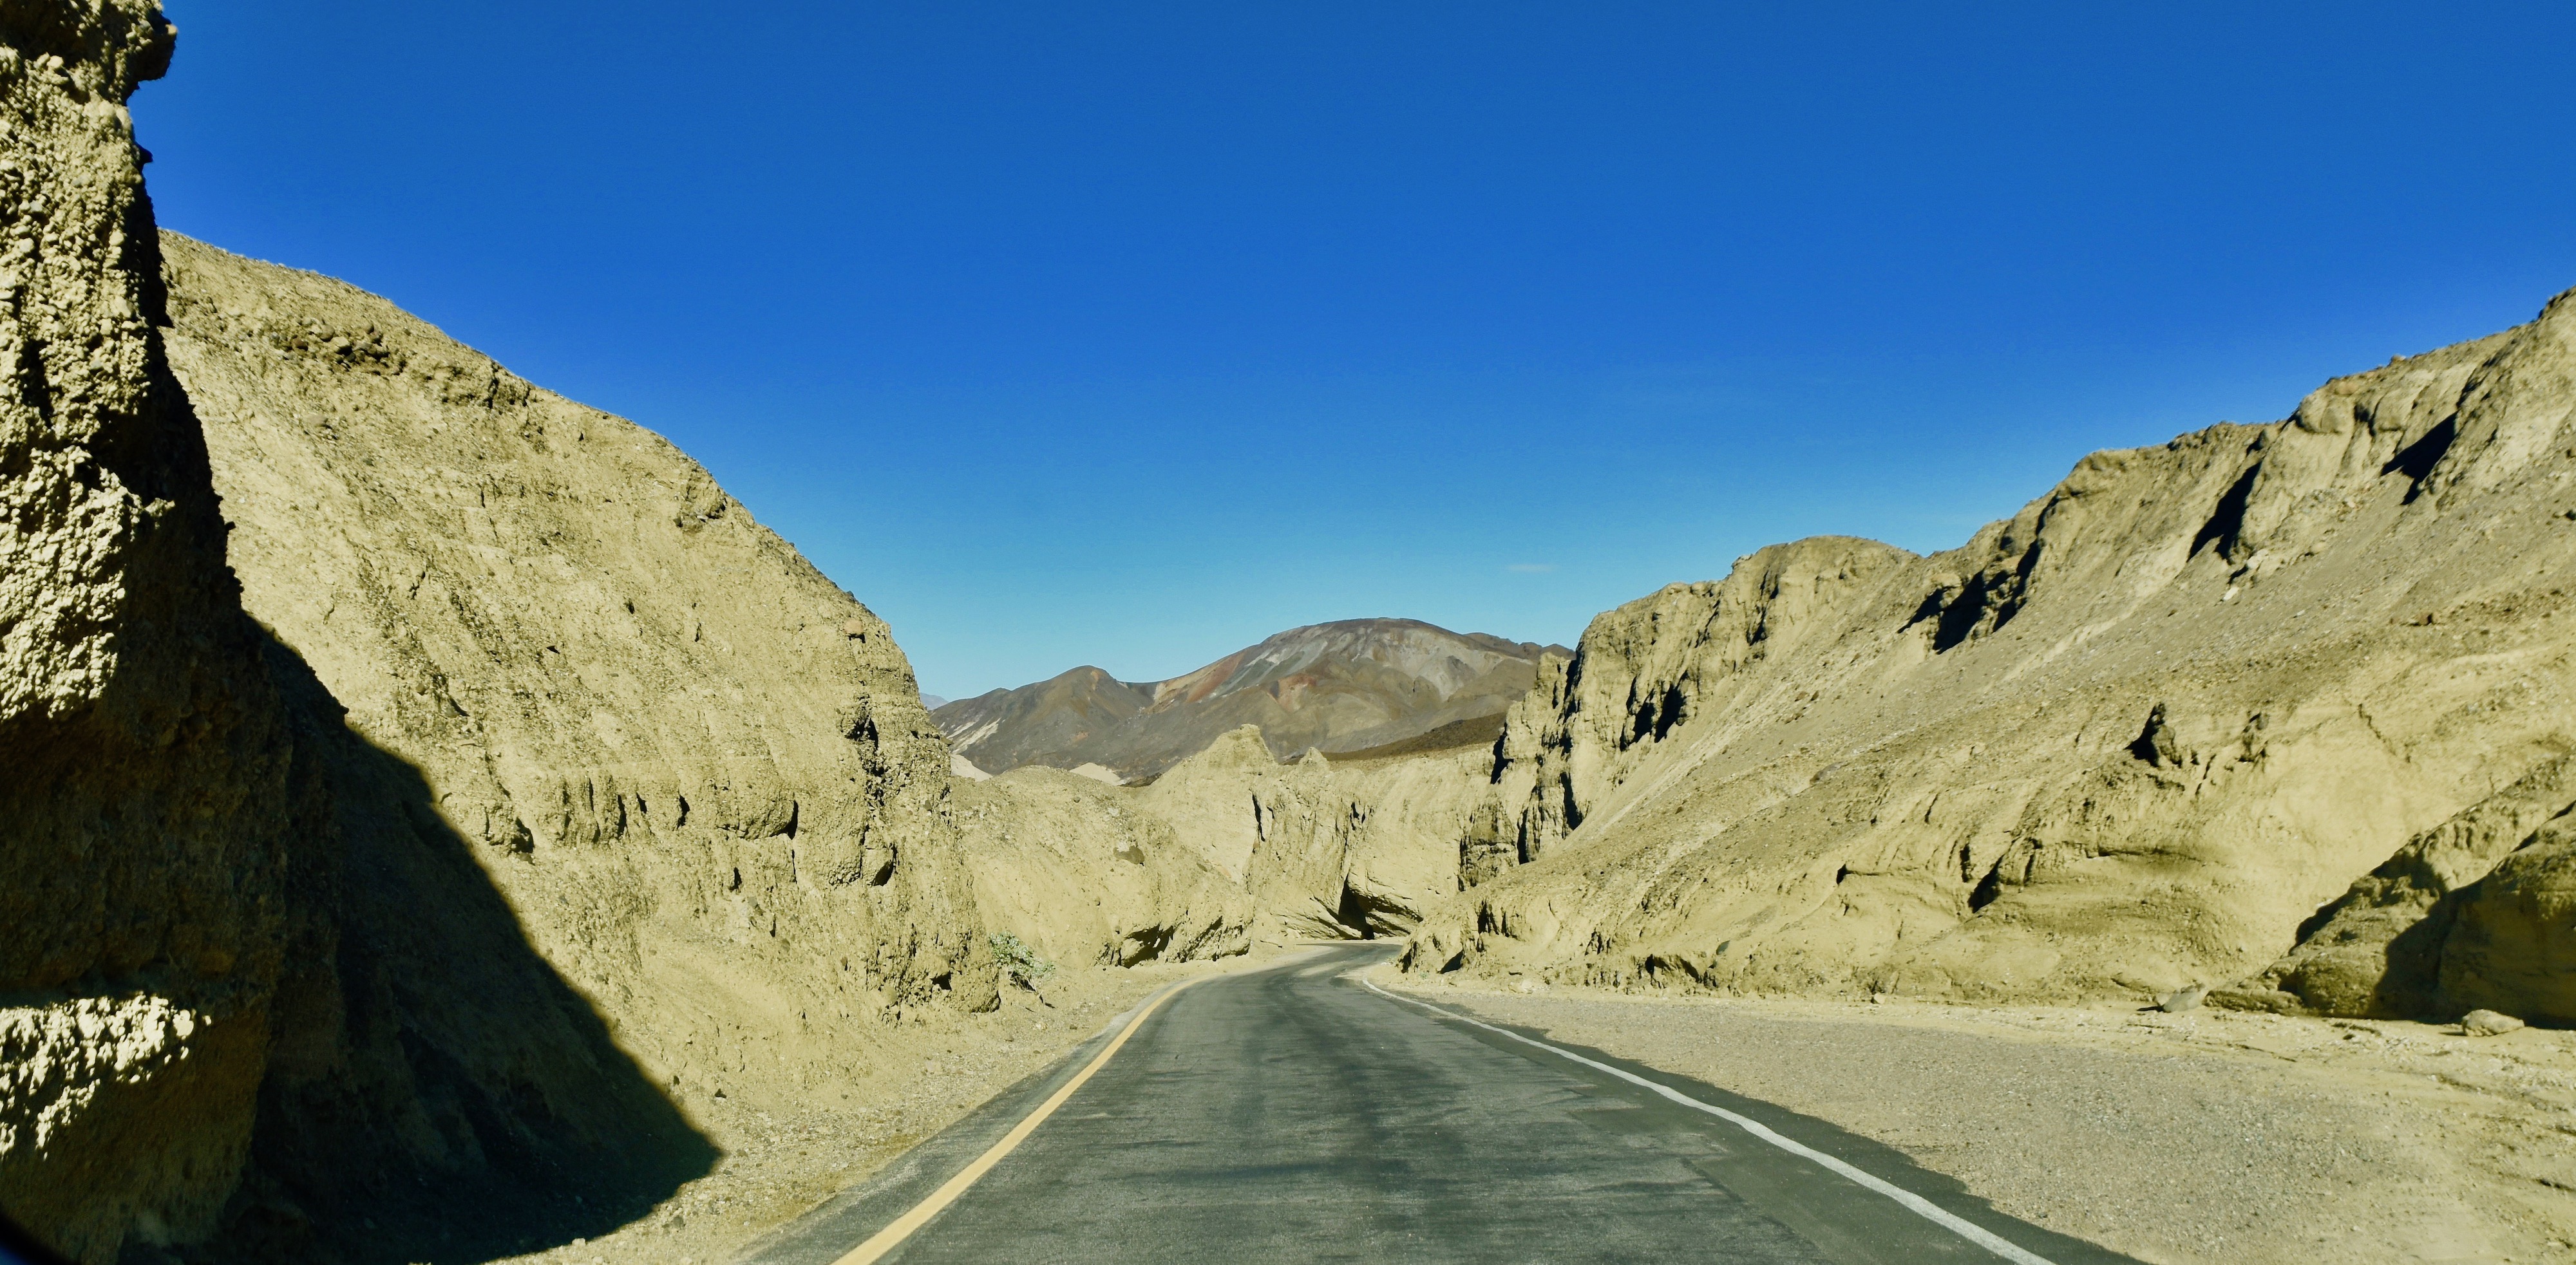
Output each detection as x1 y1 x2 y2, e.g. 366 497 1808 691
8 4 2576 1263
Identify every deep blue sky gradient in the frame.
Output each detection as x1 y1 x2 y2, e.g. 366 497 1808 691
137 3 2576 699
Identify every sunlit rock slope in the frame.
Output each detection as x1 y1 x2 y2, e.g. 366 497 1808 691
1408 290 2576 1018
953 726 1492 966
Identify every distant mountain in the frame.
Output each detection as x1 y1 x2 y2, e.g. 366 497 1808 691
921 693 949 711
934 619 1569 782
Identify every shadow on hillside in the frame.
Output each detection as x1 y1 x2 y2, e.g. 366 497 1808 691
190 632 717 1264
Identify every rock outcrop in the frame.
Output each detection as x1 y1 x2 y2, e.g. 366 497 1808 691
1407 290 2576 1015
1142 727 1487 944
935 619 1564 782
951 726 1490 967
0 8 305 1259
951 767 1254 970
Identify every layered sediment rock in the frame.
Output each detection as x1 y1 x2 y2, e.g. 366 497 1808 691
2222 756 2576 1018
1408 290 2576 1015
1137 727 1472 944
951 767 1254 970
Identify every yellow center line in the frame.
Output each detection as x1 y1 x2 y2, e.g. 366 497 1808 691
828 973 1213 1265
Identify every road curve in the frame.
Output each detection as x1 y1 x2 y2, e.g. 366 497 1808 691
743 946 2133 1265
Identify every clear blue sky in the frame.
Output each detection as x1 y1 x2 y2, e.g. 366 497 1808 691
138 2 2576 701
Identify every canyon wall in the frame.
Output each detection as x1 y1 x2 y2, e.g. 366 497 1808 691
0 7 303 1259
1408 292 2576 1018
157 232 994 1260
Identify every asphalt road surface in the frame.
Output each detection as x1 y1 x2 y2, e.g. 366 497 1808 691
745 946 2132 1265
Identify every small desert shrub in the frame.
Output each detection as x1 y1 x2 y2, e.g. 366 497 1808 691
989 932 1056 991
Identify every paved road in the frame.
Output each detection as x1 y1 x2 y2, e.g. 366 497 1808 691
746 946 2131 1264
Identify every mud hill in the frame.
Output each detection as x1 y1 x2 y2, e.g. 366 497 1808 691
935 618 1564 782
1403 291 2576 1025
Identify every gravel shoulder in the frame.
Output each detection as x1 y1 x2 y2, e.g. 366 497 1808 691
1381 968 2576 1265
492 957 1235 1265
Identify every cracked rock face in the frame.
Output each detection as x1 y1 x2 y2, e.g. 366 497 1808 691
1408 290 2576 1010
164 231 986 1022
2225 755 2576 1018
0 5 300 1259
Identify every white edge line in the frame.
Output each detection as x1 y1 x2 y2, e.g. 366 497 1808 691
1358 975 2058 1265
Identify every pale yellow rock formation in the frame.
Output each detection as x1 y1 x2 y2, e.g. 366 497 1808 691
0 13 1019 1246
0 7 303 1259
2224 756 2576 1017
950 727 1488 963
165 230 985 1015
951 767 1252 970
144 230 998 1257
1408 292 2576 1013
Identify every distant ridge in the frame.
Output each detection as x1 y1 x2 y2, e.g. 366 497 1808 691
934 619 1567 781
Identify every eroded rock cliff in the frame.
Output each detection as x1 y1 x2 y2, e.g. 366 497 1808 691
1408 291 2576 1015
0 7 302 1259
951 766 1254 970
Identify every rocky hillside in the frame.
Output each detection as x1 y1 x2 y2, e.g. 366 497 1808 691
935 618 1564 781
1406 289 2576 1024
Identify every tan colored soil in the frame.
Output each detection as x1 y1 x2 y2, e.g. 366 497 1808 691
1385 966 2576 1264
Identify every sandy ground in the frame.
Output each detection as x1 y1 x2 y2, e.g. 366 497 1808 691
1381 968 2576 1264
491 958 1234 1265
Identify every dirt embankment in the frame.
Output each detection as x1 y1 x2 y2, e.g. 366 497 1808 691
1392 968 2576 1264
1409 293 2576 1022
